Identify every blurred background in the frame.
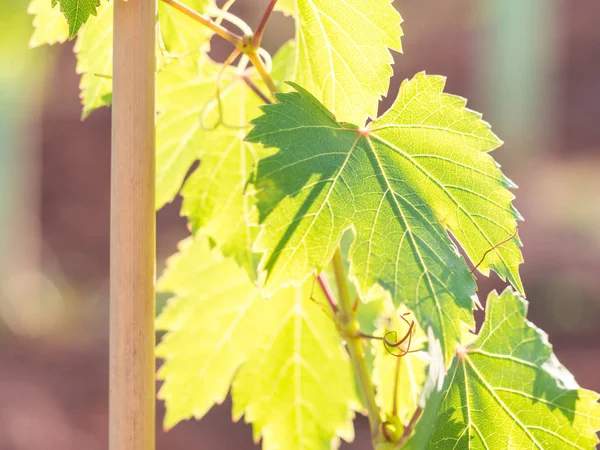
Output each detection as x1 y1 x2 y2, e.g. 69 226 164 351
1 0 599 448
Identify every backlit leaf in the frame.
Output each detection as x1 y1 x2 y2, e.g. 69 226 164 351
52 0 101 38
158 0 212 55
289 0 402 125
247 74 522 363
157 44 294 275
74 0 112 118
28 0 69 47
372 303 428 427
406 288 600 449
156 235 358 449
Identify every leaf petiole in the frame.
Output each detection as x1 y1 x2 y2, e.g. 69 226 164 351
252 0 279 48
332 248 384 445
247 51 278 96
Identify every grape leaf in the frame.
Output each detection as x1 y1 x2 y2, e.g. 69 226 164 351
287 0 402 125
156 234 269 428
231 284 359 450
28 0 69 47
371 304 428 427
406 288 600 449
71 0 214 118
52 0 101 38
74 0 112 118
157 44 294 276
156 234 358 449
158 0 212 55
274 0 295 16
246 73 523 363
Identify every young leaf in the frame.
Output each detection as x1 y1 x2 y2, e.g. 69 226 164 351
231 283 359 450
75 0 112 118
158 44 294 276
247 74 522 363
52 0 101 39
68 0 213 118
158 0 212 55
156 234 358 449
406 288 600 449
155 55 222 209
286 0 403 125
156 235 270 429
28 0 69 47
372 305 428 427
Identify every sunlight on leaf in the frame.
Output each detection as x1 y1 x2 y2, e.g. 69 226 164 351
288 0 402 125
28 0 69 47
406 288 600 449
372 303 428 427
157 43 295 276
75 0 112 118
247 75 523 363
157 235 358 449
158 0 212 55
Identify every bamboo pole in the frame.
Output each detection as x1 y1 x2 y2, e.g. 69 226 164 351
110 0 156 449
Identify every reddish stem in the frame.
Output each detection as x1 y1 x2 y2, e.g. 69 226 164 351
397 407 423 446
241 74 272 104
252 0 279 47
316 274 338 313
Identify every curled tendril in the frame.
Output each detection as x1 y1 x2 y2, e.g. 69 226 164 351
470 230 518 276
359 312 420 357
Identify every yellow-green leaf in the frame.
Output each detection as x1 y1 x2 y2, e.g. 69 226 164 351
372 303 428 427
157 43 295 276
156 234 358 449
290 0 402 125
158 0 212 55
74 0 112 118
28 0 69 47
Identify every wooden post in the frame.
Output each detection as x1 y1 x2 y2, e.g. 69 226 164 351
110 0 156 449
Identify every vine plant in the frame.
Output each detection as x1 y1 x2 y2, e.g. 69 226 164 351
30 0 600 448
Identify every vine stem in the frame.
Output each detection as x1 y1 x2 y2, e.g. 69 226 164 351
247 51 278 95
161 0 243 46
252 0 279 47
332 248 383 444
241 74 272 104
397 407 423 446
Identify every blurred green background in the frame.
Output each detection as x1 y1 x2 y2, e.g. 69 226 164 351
1 0 599 448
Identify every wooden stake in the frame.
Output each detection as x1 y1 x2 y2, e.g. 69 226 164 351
110 0 156 449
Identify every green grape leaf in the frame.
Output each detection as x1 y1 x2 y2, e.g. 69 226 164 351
28 0 69 47
247 73 523 363
157 44 294 276
156 235 358 449
407 288 600 449
158 0 212 55
372 304 428 427
74 0 112 118
288 0 402 125
52 0 101 38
